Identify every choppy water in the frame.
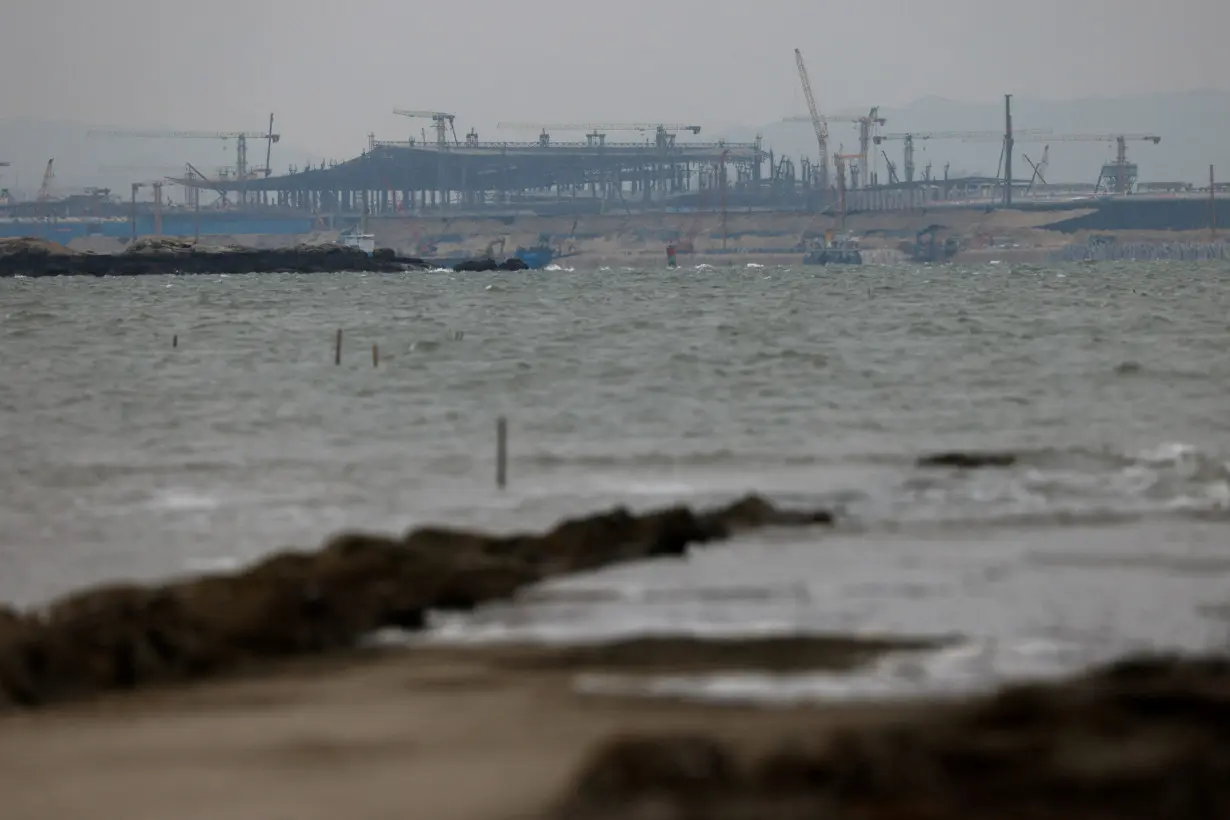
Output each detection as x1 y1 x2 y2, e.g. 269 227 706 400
2 263 1229 698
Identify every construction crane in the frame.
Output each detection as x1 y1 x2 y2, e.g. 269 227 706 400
87 118 280 201
1023 145 1050 195
498 122 701 134
793 48 830 194
1038 134 1161 194
881 150 900 185
873 130 1050 185
37 159 55 202
393 110 459 148
783 107 885 187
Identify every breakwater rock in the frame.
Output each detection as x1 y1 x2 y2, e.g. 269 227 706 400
1055 239 1230 263
554 654 1230 820
0 494 832 710
453 256 530 272
0 237 428 278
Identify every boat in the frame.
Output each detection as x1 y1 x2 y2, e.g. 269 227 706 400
340 230 375 255
511 242 557 270
803 231 862 265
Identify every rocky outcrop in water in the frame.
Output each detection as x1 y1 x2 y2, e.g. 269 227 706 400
0 494 832 710
552 654 1230 820
0 237 428 277
916 451 1018 469
453 256 531 272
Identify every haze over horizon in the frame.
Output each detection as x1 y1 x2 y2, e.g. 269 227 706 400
5 0 1227 149
3 0 1228 194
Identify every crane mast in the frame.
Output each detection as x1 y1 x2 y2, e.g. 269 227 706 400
793 48 829 195
37 159 55 202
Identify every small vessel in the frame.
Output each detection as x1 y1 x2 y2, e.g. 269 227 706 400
340 230 376 255
803 231 862 266
512 242 557 270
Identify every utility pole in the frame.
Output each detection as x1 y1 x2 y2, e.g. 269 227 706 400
1211 165 1217 239
131 183 140 243
1003 94 1014 207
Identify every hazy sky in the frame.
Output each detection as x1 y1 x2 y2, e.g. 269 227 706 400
5 0 1227 158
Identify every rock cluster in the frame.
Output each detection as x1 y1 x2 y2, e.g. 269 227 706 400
0 494 832 710
0 237 428 277
453 256 530 272
553 654 1230 820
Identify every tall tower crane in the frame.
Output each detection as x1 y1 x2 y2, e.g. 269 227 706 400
793 48 830 194
1039 134 1161 194
783 106 885 187
393 110 459 148
87 118 280 203
873 130 1050 185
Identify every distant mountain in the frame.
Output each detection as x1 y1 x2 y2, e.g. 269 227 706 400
0 118 322 202
720 90 1230 187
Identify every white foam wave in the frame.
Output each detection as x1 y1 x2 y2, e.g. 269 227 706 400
573 637 1093 705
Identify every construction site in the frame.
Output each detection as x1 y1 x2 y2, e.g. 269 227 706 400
3 48 1225 264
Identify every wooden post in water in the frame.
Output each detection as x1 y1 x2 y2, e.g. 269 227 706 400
372 343 379 368
172 334 178 348
496 416 508 489
335 329 343 365
1211 165 1217 240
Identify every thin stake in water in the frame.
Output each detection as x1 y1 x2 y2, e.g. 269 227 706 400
496 416 508 489
372 343 379 368
335 329 343 365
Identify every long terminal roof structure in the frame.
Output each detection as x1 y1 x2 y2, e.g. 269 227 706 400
173 137 766 195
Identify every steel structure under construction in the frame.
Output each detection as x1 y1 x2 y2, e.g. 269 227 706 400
175 124 765 215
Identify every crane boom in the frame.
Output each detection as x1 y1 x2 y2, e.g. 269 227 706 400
1044 134 1160 143
793 48 829 193
37 159 54 202
497 122 702 134
393 110 460 147
88 122 280 203
87 129 275 140
876 129 1050 142
782 114 869 124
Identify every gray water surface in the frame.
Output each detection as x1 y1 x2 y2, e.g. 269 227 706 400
2 263 1228 696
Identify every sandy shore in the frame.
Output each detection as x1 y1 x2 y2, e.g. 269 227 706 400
0 636 931 820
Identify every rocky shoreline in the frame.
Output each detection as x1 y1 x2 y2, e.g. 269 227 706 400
1 488 1227 819
554 653 1230 820
0 237 541 277
0 493 832 710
